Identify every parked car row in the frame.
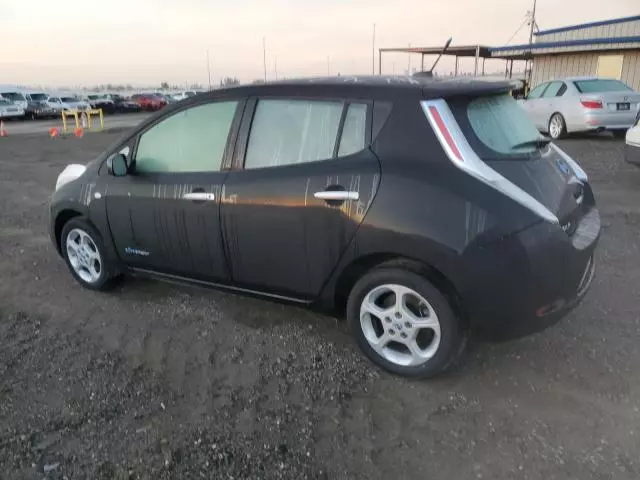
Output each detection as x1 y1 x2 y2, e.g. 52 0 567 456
0 87 204 120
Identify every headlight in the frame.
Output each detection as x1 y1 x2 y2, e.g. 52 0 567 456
55 164 87 191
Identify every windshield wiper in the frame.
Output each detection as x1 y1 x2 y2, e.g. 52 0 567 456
511 138 551 150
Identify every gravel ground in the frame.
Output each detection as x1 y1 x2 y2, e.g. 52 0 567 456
1 132 639 479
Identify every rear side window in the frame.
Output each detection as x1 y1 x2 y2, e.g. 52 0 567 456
135 101 238 173
574 79 632 93
245 99 343 169
464 94 542 155
338 103 368 156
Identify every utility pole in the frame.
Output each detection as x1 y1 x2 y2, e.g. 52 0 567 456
372 23 376 75
206 50 212 90
407 43 411 75
274 56 278 80
528 0 537 46
527 0 537 92
263 37 267 82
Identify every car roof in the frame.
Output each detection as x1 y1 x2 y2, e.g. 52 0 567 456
187 75 517 102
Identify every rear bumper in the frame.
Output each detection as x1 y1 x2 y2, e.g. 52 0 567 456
462 208 601 341
576 109 638 131
625 143 640 167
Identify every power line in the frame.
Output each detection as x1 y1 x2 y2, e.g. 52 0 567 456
504 17 530 45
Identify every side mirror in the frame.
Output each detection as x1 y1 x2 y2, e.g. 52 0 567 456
107 153 128 177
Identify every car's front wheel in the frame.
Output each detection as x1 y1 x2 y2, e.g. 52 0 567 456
60 217 118 291
347 267 467 378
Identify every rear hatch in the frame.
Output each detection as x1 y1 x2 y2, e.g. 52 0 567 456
443 92 593 232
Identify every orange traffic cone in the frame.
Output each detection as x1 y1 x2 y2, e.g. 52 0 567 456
0 120 7 137
74 127 84 138
49 127 59 138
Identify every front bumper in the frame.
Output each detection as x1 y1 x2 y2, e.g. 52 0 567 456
0 110 25 118
625 143 640 167
462 208 601 341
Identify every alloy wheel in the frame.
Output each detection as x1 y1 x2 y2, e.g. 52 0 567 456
66 228 102 284
360 284 441 367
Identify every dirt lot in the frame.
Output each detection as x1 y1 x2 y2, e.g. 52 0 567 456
1 132 640 479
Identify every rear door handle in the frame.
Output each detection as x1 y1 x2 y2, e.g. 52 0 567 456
314 191 359 201
182 192 215 201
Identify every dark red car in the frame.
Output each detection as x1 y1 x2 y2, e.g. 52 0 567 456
130 93 167 111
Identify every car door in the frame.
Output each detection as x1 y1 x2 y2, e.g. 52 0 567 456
521 82 549 130
538 81 566 129
220 97 381 300
103 98 243 282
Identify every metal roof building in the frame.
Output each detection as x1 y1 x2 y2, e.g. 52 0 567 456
489 15 640 91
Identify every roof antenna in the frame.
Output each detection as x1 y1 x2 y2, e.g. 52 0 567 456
414 37 452 78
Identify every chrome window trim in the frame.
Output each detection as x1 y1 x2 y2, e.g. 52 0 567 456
421 99 559 225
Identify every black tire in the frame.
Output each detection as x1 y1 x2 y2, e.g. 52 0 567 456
548 113 566 140
346 267 467 379
60 217 119 291
612 129 627 139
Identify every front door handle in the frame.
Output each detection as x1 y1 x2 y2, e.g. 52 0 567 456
182 192 215 201
314 190 359 201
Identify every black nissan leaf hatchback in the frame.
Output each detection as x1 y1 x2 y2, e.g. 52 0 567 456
49 76 600 378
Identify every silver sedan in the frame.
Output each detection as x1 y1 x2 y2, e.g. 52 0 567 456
519 77 640 139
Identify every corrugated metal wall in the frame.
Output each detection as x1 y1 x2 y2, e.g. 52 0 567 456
531 51 640 91
538 19 640 43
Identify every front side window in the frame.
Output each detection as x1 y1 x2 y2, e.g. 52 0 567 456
527 83 548 99
465 93 543 155
244 99 343 169
542 82 564 98
135 101 238 173
574 79 633 93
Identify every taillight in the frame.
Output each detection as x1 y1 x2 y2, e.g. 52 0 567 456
427 106 463 162
580 100 602 109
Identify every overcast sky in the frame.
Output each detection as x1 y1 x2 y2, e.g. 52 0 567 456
2 0 638 87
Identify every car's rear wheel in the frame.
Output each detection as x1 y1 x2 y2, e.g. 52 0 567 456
347 268 467 378
612 129 627 139
548 113 566 140
60 217 118 291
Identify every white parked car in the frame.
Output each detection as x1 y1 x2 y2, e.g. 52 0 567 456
48 95 91 112
172 90 198 101
0 97 25 119
0 90 28 111
520 77 640 139
625 112 640 167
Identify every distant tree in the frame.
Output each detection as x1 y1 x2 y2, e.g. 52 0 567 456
189 83 203 89
220 77 240 87
160 81 170 89
251 79 265 85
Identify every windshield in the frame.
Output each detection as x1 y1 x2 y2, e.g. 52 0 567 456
61 97 76 102
1 92 26 101
574 79 632 93
87 95 98 100
465 93 544 155
0 98 11 105
30 93 48 101
186 91 196 97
